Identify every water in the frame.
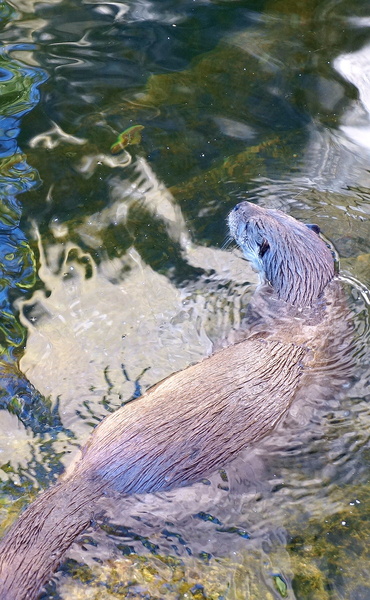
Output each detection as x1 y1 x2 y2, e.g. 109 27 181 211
0 0 370 598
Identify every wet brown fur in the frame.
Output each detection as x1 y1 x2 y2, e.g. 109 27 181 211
0 202 344 599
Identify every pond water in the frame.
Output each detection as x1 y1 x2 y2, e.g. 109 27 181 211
0 0 370 598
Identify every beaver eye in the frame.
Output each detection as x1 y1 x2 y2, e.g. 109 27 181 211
259 238 269 258
306 223 320 235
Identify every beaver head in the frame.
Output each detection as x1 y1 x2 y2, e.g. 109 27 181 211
228 201 335 307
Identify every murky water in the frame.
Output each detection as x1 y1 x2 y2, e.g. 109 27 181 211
0 0 370 598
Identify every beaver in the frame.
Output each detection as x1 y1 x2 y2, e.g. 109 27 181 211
0 201 343 600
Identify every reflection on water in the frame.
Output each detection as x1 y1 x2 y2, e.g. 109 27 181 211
0 43 54 430
0 0 370 598
0 41 75 544
334 43 370 150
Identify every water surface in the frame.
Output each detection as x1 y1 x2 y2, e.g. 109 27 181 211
0 0 370 598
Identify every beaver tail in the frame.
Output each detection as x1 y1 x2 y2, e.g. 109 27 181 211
0 477 99 600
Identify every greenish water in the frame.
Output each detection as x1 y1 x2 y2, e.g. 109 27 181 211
0 0 370 598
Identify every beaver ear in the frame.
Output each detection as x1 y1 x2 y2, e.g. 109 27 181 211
259 238 270 258
306 223 320 235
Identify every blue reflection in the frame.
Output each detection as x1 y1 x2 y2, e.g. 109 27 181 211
0 44 66 433
0 45 47 344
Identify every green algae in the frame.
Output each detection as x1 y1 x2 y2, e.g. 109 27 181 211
286 486 370 599
58 550 277 600
273 574 288 597
46 481 370 600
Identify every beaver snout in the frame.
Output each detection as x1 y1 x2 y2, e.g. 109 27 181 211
230 200 258 217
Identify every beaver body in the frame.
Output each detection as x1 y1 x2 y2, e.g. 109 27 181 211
0 201 346 600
